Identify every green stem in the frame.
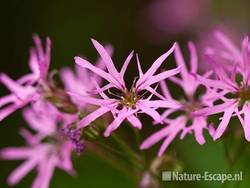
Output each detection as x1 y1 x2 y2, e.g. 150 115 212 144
222 137 247 188
132 127 140 148
92 119 147 184
97 141 127 157
132 127 147 172
111 133 143 170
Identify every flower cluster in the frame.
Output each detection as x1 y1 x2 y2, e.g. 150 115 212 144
1 31 250 188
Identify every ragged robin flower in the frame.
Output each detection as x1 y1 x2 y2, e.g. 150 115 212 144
0 101 76 188
0 35 77 122
194 33 250 141
70 39 182 137
140 42 214 156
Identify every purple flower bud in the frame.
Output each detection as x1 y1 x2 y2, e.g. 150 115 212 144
75 141 84 155
60 126 70 135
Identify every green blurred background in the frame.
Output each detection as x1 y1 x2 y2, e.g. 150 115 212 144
1 0 250 187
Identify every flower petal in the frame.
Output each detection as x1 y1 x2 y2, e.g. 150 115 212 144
91 39 123 86
174 43 188 79
136 43 175 88
214 31 241 59
193 117 206 145
194 100 236 117
8 156 39 185
0 73 35 100
0 148 33 160
195 73 235 91
120 51 134 79
243 104 250 141
0 103 24 122
127 115 142 129
141 100 181 109
78 107 110 129
188 41 198 73
104 108 137 137
213 103 236 140
140 125 172 150
74 57 122 89
137 102 162 123
136 54 144 78
158 117 186 156
138 66 181 90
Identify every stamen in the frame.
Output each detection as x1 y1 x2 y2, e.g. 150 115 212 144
131 76 138 89
107 77 143 109
138 90 149 100
108 89 122 99
120 90 139 109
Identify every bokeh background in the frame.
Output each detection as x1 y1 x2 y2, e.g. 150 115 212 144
1 0 250 187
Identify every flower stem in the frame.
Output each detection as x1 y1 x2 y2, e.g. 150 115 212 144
111 133 143 170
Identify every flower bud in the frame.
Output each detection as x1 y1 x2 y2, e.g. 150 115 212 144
81 124 101 142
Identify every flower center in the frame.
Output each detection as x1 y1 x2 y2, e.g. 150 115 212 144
232 73 250 104
120 89 139 109
183 100 201 117
237 86 250 105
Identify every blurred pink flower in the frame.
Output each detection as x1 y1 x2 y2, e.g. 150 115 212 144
0 101 76 188
198 29 242 72
0 35 51 122
137 0 210 44
60 45 113 107
194 34 250 141
140 42 214 156
71 39 181 137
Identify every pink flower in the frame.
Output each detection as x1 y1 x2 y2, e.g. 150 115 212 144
194 34 250 141
0 35 51 122
0 101 76 188
71 39 181 137
140 42 213 156
60 44 113 107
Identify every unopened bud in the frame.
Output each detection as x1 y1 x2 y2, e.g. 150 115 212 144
81 125 101 142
